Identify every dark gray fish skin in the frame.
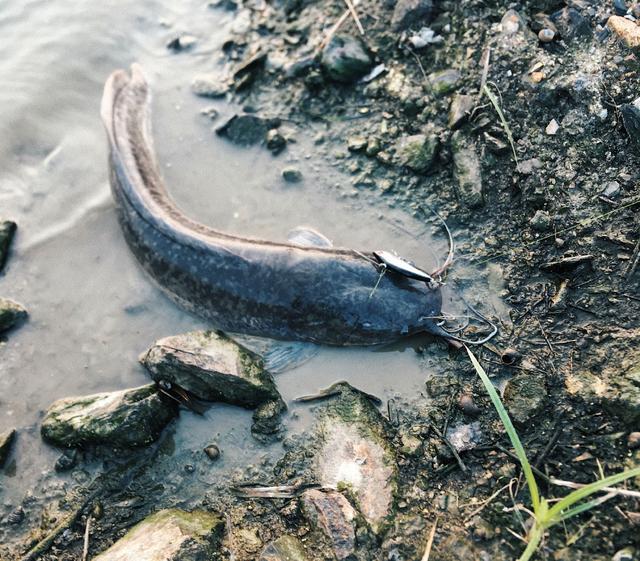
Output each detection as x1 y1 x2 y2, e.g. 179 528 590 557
100 64 443 346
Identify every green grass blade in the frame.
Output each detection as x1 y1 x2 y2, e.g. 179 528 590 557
547 466 640 520
554 493 616 523
482 83 519 167
466 347 541 513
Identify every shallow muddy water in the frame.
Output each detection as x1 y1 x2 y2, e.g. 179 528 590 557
0 0 504 540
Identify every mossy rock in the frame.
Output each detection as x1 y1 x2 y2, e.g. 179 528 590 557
259 535 308 561
41 384 177 448
140 330 281 408
314 384 397 534
396 132 439 173
320 34 372 83
93 508 224 561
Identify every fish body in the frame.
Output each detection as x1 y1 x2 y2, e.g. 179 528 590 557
100 64 443 345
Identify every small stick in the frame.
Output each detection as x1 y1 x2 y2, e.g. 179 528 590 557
420 518 439 561
82 516 92 561
343 0 364 35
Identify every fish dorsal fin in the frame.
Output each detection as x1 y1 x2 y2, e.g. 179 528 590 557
287 227 333 248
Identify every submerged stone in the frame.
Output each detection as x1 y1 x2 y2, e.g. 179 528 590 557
396 131 439 173
140 330 281 408
0 428 16 468
41 384 177 448
93 508 224 561
302 489 357 560
0 220 16 272
314 384 397 533
216 114 275 146
191 74 228 98
259 535 307 561
321 34 372 83
0 298 27 333
451 131 483 208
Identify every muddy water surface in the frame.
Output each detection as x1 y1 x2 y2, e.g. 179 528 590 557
0 0 502 538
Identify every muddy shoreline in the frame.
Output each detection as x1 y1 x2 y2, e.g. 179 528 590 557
1 0 640 559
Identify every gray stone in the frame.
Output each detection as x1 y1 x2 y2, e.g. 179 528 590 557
93 509 224 561
396 131 439 173
0 220 16 272
347 136 367 152
451 131 483 208
602 181 621 198
621 98 640 151
321 34 372 83
216 114 273 146
530 210 552 232
391 0 434 31
259 535 307 561
427 68 461 97
445 422 482 452
302 489 357 560
140 330 281 407
314 385 396 533
0 298 27 333
551 7 592 41
282 167 303 183
504 373 546 424
191 74 228 98
0 429 16 468
448 94 474 130
41 384 177 448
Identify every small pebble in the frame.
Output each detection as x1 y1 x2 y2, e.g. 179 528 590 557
458 394 481 417
200 106 219 120
538 28 556 42
54 449 78 472
628 431 640 449
204 444 221 461
282 167 303 183
266 129 287 155
602 181 621 198
166 35 197 52
184 463 195 473
7 506 25 525
545 119 559 135
614 0 629 16
501 348 522 365
530 210 552 232
612 547 635 561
